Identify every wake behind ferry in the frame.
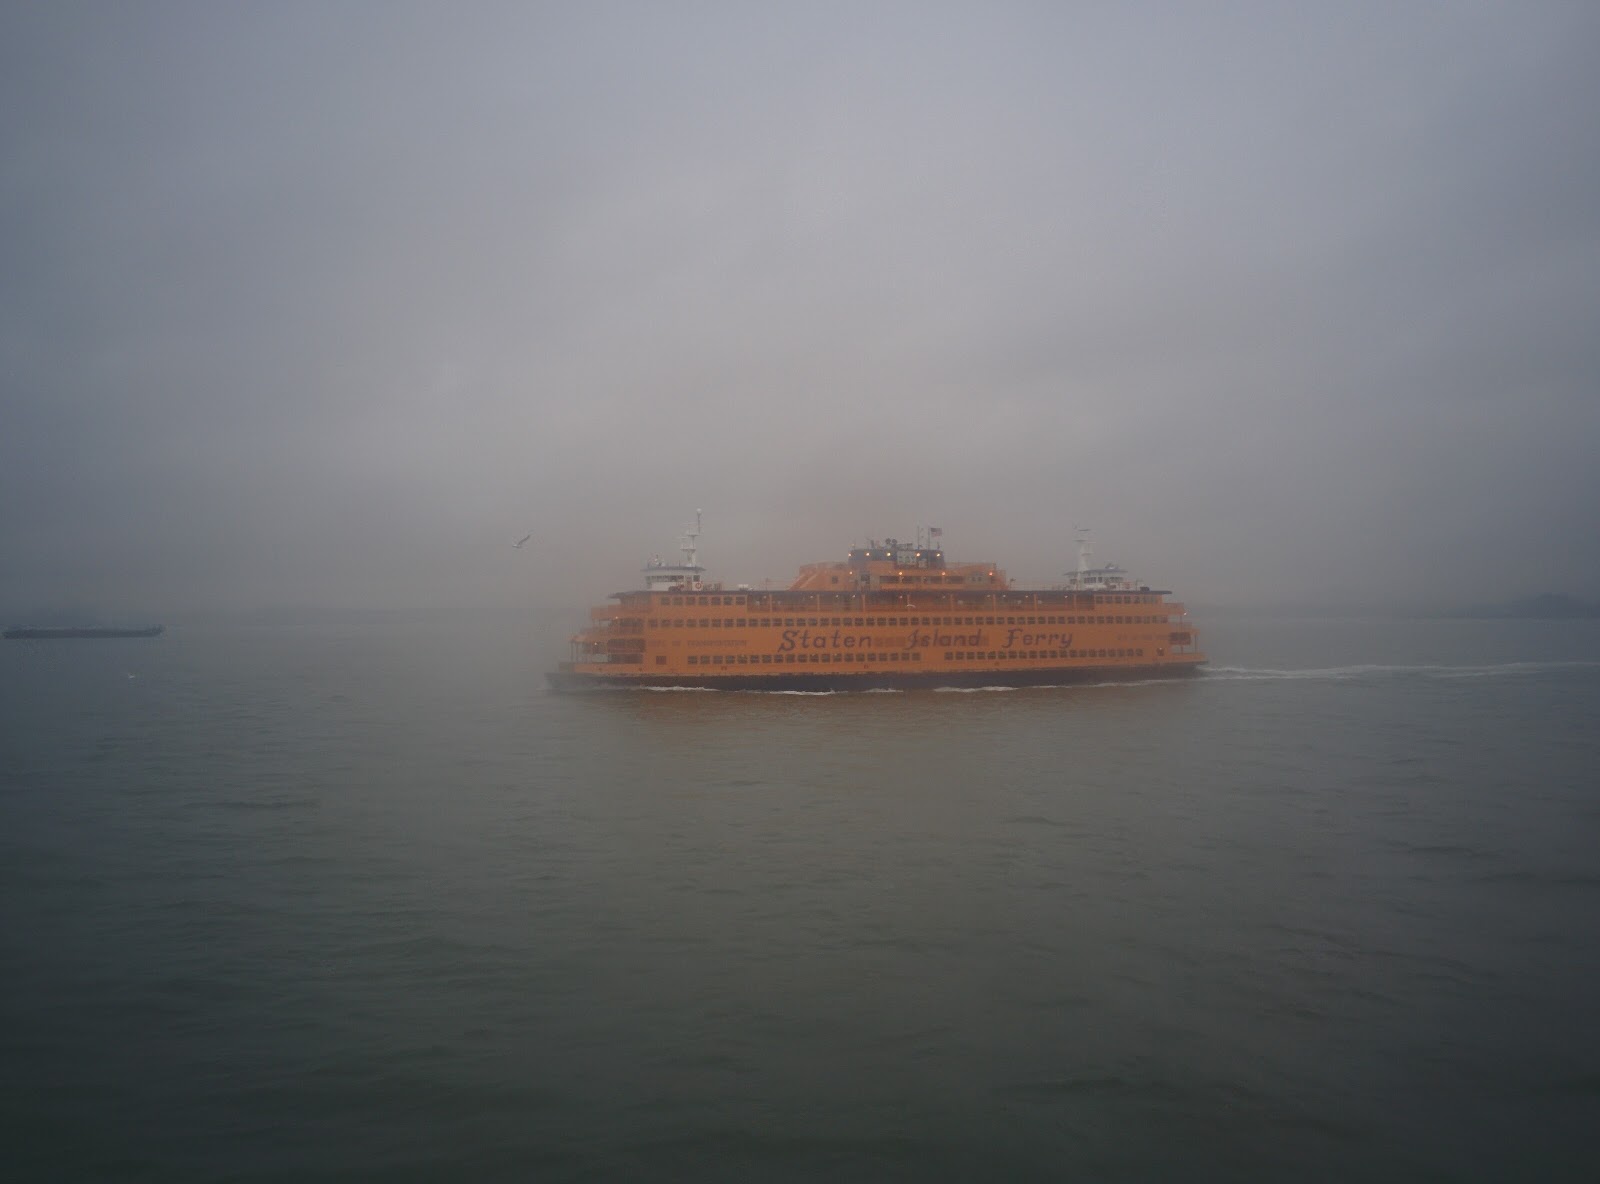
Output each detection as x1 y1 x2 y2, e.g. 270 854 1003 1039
547 515 1204 692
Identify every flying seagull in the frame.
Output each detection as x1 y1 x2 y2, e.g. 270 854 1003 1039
512 532 532 549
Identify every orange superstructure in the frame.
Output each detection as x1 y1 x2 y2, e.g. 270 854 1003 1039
547 523 1205 692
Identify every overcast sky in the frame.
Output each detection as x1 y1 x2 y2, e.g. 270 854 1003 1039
3 2 1598 619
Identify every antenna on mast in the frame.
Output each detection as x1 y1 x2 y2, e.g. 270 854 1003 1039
1075 525 1093 578
681 509 702 572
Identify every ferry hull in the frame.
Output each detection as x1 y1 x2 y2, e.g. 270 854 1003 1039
547 661 1205 693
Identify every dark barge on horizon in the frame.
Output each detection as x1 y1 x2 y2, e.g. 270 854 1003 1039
3 625 165 640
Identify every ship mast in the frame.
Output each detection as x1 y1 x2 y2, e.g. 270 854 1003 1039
642 509 707 592
682 509 702 571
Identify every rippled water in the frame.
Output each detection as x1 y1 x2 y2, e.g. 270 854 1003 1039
3 614 1598 1181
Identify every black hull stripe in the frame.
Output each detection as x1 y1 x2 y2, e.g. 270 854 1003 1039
546 663 1205 693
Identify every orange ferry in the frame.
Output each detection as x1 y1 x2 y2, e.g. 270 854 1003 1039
547 514 1205 691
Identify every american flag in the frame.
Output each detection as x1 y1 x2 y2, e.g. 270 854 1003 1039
929 527 943 538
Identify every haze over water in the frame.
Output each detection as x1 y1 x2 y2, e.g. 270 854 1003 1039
5 4 1600 1178
4 614 1598 1181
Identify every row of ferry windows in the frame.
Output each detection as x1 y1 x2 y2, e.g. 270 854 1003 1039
654 593 1157 607
647 614 1165 628
683 648 1145 666
688 652 923 665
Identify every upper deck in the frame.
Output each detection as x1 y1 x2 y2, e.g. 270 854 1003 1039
555 520 1202 681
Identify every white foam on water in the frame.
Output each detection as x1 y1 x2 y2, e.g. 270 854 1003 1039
1204 661 1600 683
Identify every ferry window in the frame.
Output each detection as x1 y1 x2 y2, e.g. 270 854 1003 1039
761 654 772 664
809 653 819 663
655 656 666 666
736 596 746 605
912 652 921 661
1137 648 1145 657
711 620 721 628
855 618 865 626
686 655 697 665
785 654 795 663
736 654 747 664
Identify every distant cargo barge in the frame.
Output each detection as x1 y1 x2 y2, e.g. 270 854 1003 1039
548 514 1204 692
3 625 164 640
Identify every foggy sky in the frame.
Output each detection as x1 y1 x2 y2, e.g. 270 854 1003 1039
4 2 1599 620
